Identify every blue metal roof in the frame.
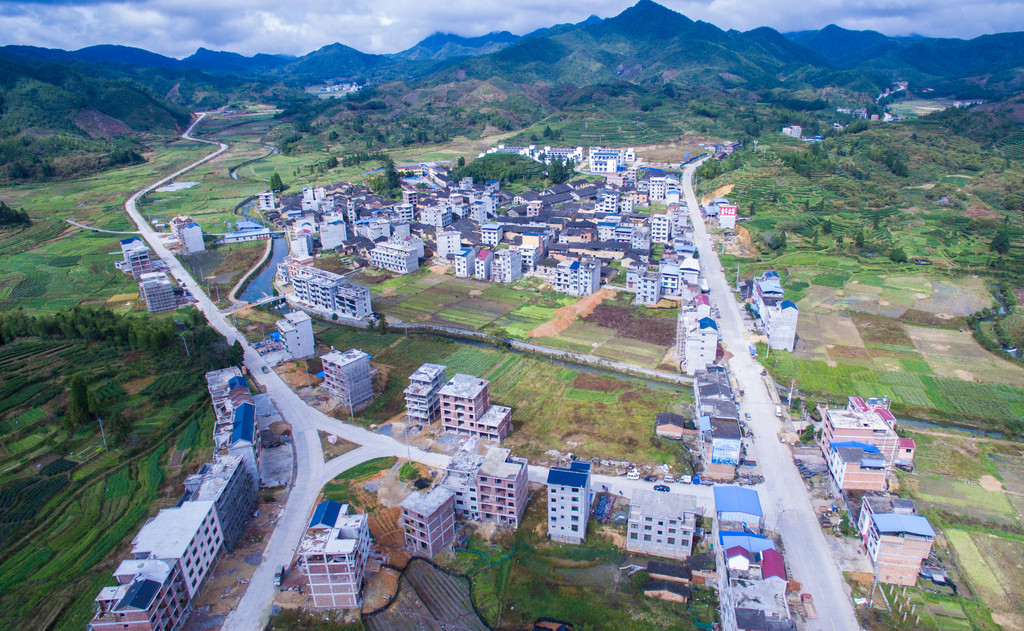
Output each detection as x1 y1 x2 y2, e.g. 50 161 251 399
227 376 249 391
547 468 588 488
236 220 263 230
698 317 718 331
781 300 798 310
310 500 344 528
714 487 763 517
231 403 255 445
116 579 160 611
873 513 935 538
269 331 281 342
719 531 775 553
831 441 881 453
757 279 784 294
763 270 780 279
569 460 591 473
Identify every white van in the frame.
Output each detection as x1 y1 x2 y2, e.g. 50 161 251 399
775 405 783 418
626 469 640 480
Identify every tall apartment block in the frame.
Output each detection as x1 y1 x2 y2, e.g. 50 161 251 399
554 258 601 297
370 241 421 274
130 500 223 599
546 461 592 544
322 349 374 410
170 215 205 254
298 500 372 609
626 490 700 561
118 238 154 279
179 455 257 551
438 374 512 441
403 363 447 425
276 311 315 360
399 487 456 557
289 265 371 320
442 447 529 528
139 272 176 313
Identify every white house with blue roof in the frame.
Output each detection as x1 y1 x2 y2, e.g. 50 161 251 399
752 271 798 351
546 461 592 544
682 315 719 375
297 500 371 608
225 401 261 484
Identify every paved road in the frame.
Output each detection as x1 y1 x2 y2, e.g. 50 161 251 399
64 218 140 234
681 163 857 631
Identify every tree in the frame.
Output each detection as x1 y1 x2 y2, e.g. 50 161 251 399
378 314 388 335
269 172 284 192
888 247 908 263
457 156 465 167
991 232 1011 255
230 340 244 365
67 373 90 432
0 201 30 226
872 210 881 230
821 219 833 234
855 230 865 248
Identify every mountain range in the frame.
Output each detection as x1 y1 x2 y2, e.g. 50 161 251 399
3 0 1024 183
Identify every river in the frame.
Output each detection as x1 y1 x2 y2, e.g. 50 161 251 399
240 235 289 302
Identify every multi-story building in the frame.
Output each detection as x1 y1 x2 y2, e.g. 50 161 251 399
820 396 900 492
179 455 257 551
399 487 456 557
139 272 176 313
403 362 447 425
752 271 798 351
474 250 493 281
546 461 592 544
625 264 662 306
223 401 261 485
171 216 205 254
651 214 672 244
436 229 462 260
626 490 700 560
857 496 935 586
454 247 478 278
370 241 420 275
554 258 600 297
290 266 371 320
393 203 415 223
257 190 276 210
630 225 651 251
439 374 512 441
91 558 189 631
442 447 529 528
119 238 154 279
682 316 718 375
353 218 391 241
320 213 348 250
130 500 223 599
699 418 741 481
321 349 374 411
205 367 252 445
492 249 522 284
297 500 372 609
420 205 453 228
276 311 315 360
481 223 504 246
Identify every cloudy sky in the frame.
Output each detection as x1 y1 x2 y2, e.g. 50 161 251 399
2 0 1022 58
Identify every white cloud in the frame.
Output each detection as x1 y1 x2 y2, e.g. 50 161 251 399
0 0 1021 59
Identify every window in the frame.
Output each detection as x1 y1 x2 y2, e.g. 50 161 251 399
643 535 652 542
630 533 638 540
667 538 675 545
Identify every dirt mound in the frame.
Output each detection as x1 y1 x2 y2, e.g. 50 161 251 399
529 287 614 338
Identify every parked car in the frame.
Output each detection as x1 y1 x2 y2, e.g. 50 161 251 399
664 474 675 483
653 484 670 492
262 365 270 373
644 475 658 482
679 475 692 484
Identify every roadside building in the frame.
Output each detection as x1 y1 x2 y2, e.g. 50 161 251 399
546 461 592 544
224 401 261 485
857 496 935 586
276 311 315 360
130 500 223 599
297 500 372 609
442 447 529 528
139 272 176 313
655 412 688 440
90 558 189 631
438 374 512 441
626 490 700 560
400 487 456 557
826 441 888 491
171 216 206 254
403 363 447 425
713 487 764 533
492 248 522 283
179 455 257 551
820 396 900 491
752 271 798 351
699 418 742 481
682 316 718 375
322 349 375 411
257 190 276 210
118 238 154 279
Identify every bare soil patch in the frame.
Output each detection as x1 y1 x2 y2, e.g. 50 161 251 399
529 287 614 338
980 475 1005 493
572 373 624 392
582 304 676 345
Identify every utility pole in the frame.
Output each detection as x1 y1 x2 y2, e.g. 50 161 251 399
97 416 108 451
788 378 795 408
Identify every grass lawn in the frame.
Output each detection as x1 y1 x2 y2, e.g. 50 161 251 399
945 529 1024 621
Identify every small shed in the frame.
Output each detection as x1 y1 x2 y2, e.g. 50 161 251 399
642 580 691 603
714 486 764 532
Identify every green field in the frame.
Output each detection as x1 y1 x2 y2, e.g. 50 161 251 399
0 308 238 630
946 529 1024 622
314 325 691 465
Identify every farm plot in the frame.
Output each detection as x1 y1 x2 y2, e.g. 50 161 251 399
914 475 1016 520
946 529 1024 618
365 559 488 631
